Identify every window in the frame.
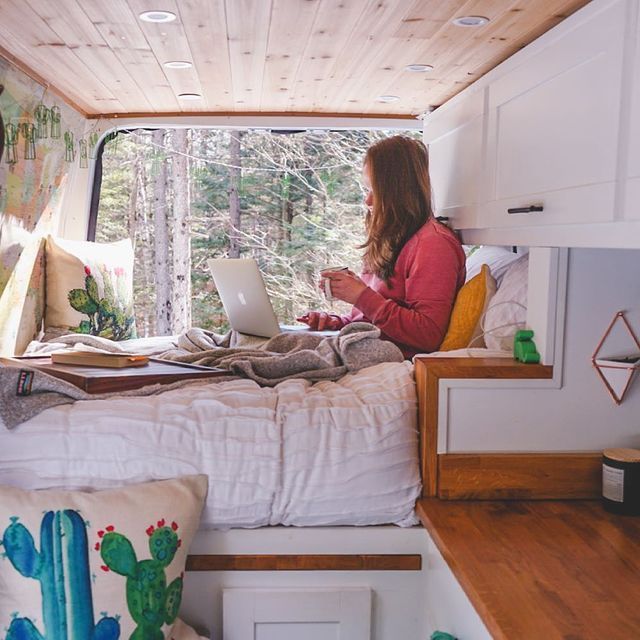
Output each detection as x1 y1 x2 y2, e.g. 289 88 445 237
94 128 419 336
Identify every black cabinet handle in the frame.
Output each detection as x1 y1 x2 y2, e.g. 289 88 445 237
507 205 544 214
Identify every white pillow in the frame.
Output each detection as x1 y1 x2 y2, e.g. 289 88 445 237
483 254 529 351
465 245 522 286
0 475 207 640
45 235 136 340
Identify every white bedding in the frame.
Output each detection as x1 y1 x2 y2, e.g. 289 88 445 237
0 361 420 529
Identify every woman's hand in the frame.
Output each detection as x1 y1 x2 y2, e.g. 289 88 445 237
321 269 368 305
296 311 343 331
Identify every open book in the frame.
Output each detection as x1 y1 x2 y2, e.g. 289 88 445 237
50 351 149 368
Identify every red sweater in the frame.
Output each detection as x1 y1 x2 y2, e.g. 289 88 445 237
339 220 466 359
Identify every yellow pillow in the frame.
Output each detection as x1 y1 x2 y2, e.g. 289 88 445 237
439 264 497 351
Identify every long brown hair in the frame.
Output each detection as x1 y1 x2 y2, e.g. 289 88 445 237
361 135 433 281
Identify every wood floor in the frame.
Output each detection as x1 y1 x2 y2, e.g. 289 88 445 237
417 499 640 640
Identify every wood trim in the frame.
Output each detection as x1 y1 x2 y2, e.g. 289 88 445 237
185 554 421 572
414 357 553 498
438 452 602 499
0 44 89 116
87 110 420 120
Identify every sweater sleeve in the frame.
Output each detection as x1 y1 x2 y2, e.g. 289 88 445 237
353 233 463 352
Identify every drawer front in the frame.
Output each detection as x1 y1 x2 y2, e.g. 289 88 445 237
480 182 616 228
484 0 626 226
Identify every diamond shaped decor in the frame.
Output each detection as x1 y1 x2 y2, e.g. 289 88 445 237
592 311 640 405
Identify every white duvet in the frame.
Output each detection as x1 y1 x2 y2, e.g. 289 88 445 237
0 361 420 529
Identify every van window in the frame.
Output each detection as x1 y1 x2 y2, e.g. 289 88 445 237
94 128 419 336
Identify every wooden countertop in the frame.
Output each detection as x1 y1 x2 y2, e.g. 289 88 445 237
417 498 640 640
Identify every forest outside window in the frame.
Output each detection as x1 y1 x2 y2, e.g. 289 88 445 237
93 128 419 337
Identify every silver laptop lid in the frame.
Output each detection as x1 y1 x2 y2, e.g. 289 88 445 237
207 258 281 338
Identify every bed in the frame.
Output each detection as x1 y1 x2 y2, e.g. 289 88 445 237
0 246 527 529
0 356 421 529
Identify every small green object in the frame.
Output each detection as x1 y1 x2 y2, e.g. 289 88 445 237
513 329 540 364
431 632 458 640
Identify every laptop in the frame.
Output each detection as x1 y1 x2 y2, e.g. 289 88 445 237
207 258 322 338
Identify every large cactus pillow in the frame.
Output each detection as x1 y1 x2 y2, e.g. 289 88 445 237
0 475 208 640
44 235 137 341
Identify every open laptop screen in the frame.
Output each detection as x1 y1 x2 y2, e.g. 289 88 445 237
207 258 282 338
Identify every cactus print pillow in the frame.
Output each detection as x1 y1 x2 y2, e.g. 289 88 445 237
0 475 208 640
44 235 137 341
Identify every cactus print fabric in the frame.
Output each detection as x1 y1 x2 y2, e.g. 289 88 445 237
0 475 208 639
44 236 137 341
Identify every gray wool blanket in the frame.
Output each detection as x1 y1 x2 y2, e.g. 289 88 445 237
1 323 403 429
158 322 403 384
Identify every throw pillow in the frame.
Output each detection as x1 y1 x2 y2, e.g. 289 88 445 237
45 235 137 340
439 264 497 351
483 253 529 351
0 475 208 640
465 245 523 286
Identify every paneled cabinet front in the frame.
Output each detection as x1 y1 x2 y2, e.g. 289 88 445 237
624 3 640 221
480 0 627 229
424 89 484 229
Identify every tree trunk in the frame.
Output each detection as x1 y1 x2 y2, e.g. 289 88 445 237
152 129 172 335
126 144 157 336
136 153 154 336
228 130 243 258
284 197 294 243
279 171 291 245
171 128 192 334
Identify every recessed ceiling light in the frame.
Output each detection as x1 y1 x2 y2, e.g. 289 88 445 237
177 93 202 100
164 60 193 69
376 95 400 103
452 15 490 27
405 64 434 72
139 10 176 23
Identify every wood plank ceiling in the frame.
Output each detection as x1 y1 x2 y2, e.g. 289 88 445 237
0 0 591 118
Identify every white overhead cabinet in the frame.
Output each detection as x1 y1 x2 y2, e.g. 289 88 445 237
425 0 640 246
624 2 640 221
482 0 626 229
425 89 484 229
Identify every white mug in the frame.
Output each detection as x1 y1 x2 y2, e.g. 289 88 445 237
322 266 348 301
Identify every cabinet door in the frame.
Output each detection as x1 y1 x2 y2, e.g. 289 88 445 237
424 89 484 229
624 4 640 220
482 0 627 228
223 588 371 640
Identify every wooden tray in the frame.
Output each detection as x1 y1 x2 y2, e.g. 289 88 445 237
1 356 227 394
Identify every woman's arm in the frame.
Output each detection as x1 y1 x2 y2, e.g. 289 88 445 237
296 310 346 331
353 236 464 352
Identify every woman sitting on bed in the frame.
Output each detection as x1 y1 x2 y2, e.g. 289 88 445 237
297 135 466 359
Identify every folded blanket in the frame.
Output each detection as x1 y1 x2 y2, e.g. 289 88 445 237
3 323 403 429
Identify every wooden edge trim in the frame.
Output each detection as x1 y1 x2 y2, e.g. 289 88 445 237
185 554 422 572
416 499 505 640
87 110 420 120
438 452 602 499
414 357 553 498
